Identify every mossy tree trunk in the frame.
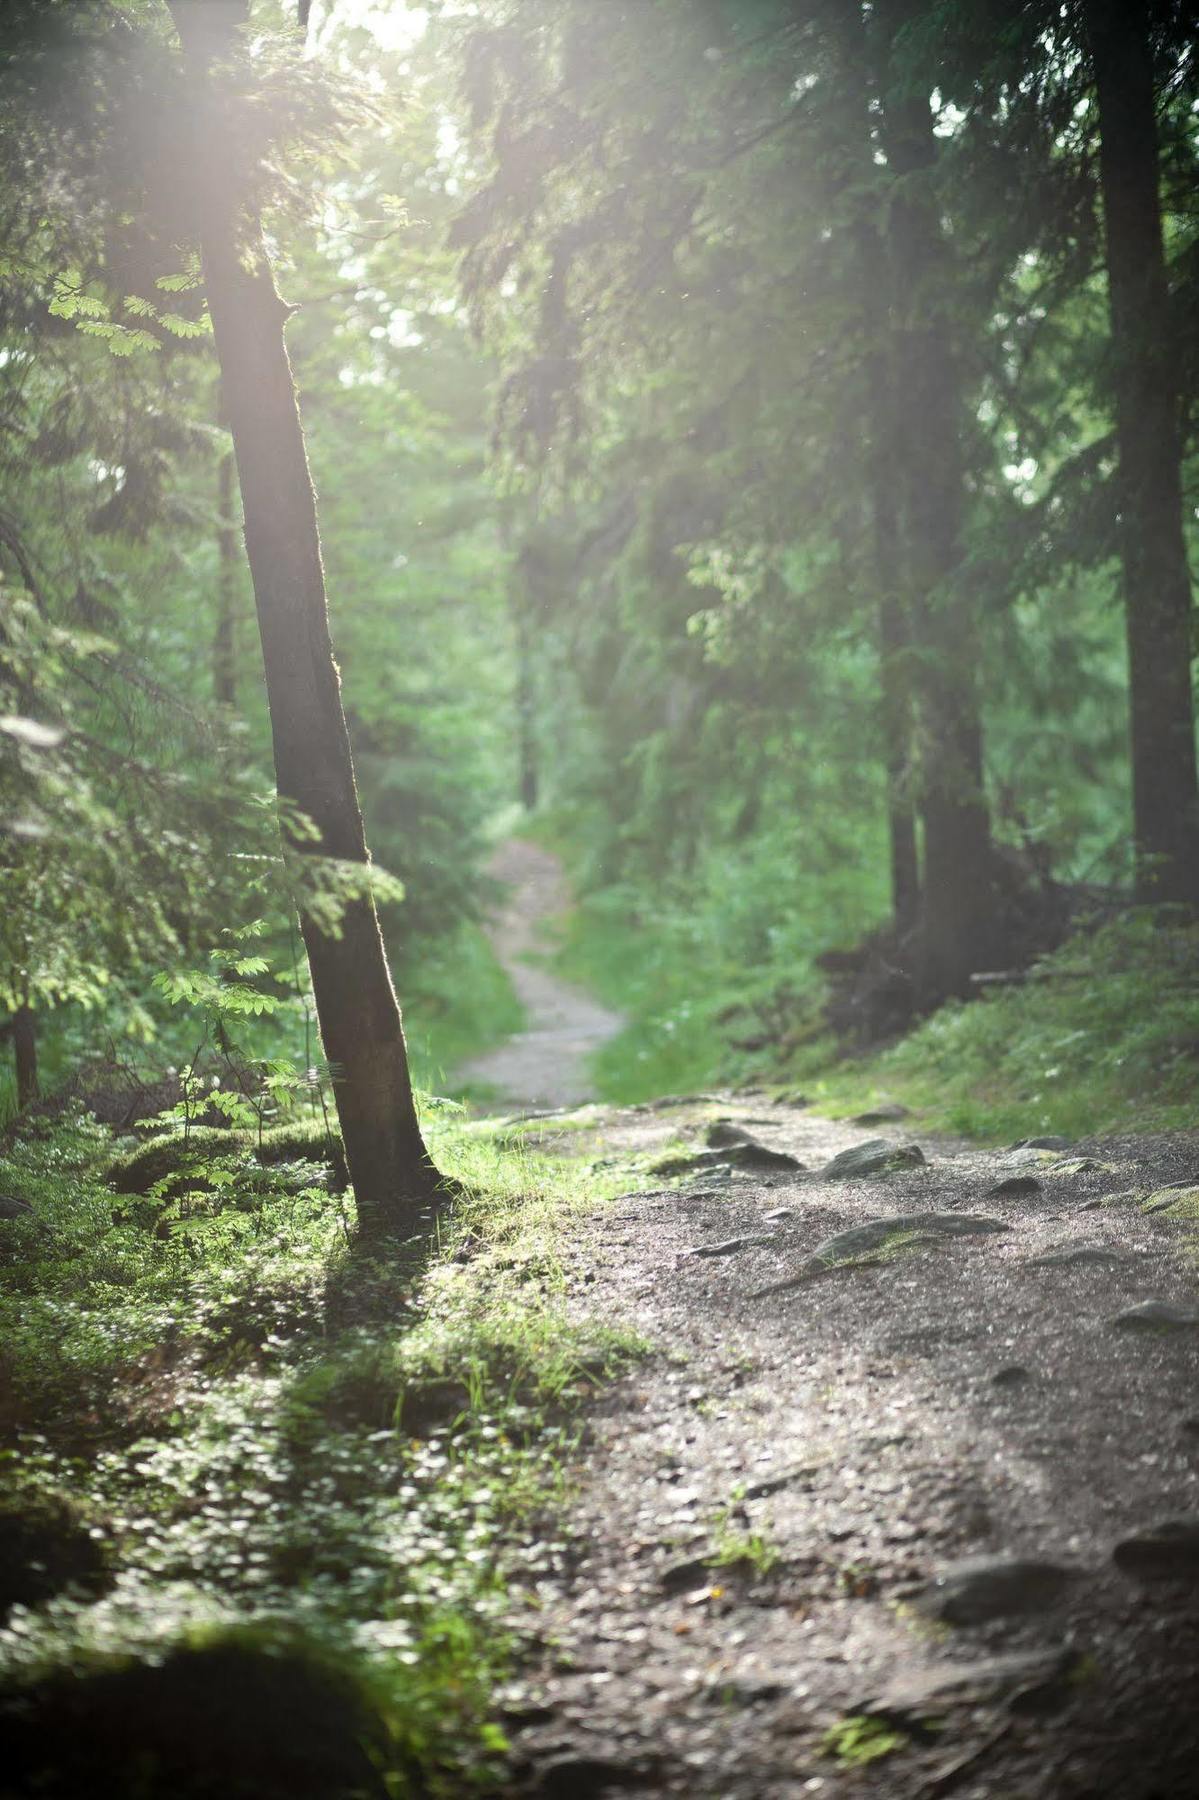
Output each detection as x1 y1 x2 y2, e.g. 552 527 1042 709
171 0 439 1239
1084 0 1199 906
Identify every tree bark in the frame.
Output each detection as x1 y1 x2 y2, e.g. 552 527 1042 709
878 592 920 937
214 445 237 709
171 1 439 1238
512 546 540 812
515 600 539 812
836 1 921 942
875 0 998 999
1084 0 1199 906
13 1004 37 1111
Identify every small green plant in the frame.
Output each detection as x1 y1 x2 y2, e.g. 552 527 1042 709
821 1714 909 1769
151 921 330 1146
708 1491 781 1575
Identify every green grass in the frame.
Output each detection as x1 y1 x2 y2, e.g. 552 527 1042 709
806 913 1199 1143
0 1103 643 1797
401 923 526 1096
530 807 886 1104
546 847 1199 1146
550 884 817 1103
821 1714 910 1770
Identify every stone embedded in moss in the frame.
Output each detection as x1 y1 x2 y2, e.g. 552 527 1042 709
1141 1185 1199 1219
106 1118 347 1196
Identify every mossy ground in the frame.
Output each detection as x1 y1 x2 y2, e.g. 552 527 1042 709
0 1104 646 1797
556 894 1199 1145
806 915 1199 1143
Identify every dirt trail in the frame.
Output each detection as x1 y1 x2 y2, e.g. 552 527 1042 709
495 1098 1199 1799
456 840 624 1109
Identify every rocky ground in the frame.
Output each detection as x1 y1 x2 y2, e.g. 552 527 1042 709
460 845 1199 1798
494 1098 1199 1799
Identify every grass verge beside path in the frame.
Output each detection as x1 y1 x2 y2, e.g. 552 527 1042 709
0 1105 645 1798
547 854 1199 1147
805 915 1199 1144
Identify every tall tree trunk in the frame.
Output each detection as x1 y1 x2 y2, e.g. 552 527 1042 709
510 530 539 810
214 445 237 709
172 1 438 1238
514 595 539 812
1084 0 1199 906
875 0 997 999
13 1003 37 1111
213 442 237 709
878 592 920 937
836 2 921 942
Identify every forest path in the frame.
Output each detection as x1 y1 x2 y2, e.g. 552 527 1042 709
456 839 624 1108
494 1096 1199 1799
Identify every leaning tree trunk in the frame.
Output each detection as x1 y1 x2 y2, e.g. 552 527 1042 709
172 1 439 1238
875 0 998 1000
1084 0 1199 907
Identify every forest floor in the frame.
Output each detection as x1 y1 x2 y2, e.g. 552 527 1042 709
468 846 1199 1799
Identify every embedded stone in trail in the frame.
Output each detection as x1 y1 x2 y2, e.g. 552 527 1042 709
819 1138 926 1179
924 1556 1076 1626
851 1102 910 1126
742 1463 821 1500
809 1212 1009 1264
652 1142 803 1177
1051 1156 1119 1176
1026 1246 1124 1269
988 1175 1042 1198
1108 1300 1199 1331
682 1234 777 1259
859 1648 1073 1723
704 1118 759 1148
1013 1135 1073 1151
1112 1519 1199 1582
1141 1184 1199 1217
991 1364 1032 1388
532 1752 661 1797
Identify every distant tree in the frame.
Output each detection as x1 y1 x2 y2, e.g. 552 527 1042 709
1081 0 1199 904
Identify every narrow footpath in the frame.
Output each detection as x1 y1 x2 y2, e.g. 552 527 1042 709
463 849 1199 1798
456 839 624 1109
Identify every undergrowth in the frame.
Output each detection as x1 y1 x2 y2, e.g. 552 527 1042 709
809 913 1199 1142
552 854 1199 1145
0 1103 644 1798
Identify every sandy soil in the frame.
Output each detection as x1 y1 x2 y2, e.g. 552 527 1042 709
456 839 624 1109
